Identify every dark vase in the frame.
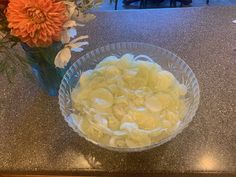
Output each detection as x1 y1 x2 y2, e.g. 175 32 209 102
21 42 69 96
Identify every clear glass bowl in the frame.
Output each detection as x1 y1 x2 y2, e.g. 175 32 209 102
58 42 200 152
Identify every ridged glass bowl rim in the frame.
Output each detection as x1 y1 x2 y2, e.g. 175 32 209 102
58 42 200 152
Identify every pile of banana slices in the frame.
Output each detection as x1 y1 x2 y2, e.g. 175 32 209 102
71 54 187 148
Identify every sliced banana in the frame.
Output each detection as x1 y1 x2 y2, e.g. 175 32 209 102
145 95 162 112
96 56 119 68
109 136 127 147
107 115 120 130
71 54 187 148
94 114 108 127
155 93 172 109
88 76 106 89
105 65 120 78
79 70 93 87
120 122 138 132
72 88 90 104
90 88 114 109
100 134 111 145
117 54 134 70
120 53 134 61
156 70 175 91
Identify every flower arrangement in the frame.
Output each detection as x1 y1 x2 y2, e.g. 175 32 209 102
0 0 101 81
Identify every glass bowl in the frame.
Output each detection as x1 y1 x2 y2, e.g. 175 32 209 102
58 42 200 152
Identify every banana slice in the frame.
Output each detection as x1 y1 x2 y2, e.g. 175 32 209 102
148 128 166 137
80 118 103 141
71 54 187 148
117 54 134 70
151 131 169 142
107 116 120 130
120 122 138 132
105 65 120 78
96 56 119 68
156 70 175 91
109 136 127 147
79 70 93 87
152 63 162 72
145 95 162 112
88 76 106 89
94 114 108 127
166 111 179 122
90 88 114 109
120 53 134 61
145 92 173 112
120 114 135 124
169 83 187 98
155 93 172 109
169 88 177 99
132 109 160 130
72 88 91 104
100 134 111 145
122 68 139 85
136 60 153 70
107 83 123 96
161 120 173 129
112 95 129 118
112 105 126 119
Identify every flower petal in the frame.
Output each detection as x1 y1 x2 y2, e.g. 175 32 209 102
68 27 77 38
63 20 77 28
54 47 71 68
66 41 89 49
77 13 96 23
64 1 77 18
70 35 89 44
71 8 79 19
61 30 70 44
62 1 75 6
71 47 84 52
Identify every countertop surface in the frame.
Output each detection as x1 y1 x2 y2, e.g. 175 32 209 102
0 6 236 176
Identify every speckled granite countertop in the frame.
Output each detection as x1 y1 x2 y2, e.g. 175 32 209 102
0 6 236 176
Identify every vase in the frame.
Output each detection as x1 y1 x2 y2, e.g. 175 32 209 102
21 42 69 96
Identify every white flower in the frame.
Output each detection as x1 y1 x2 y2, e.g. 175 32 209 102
68 28 77 38
63 1 77 19
76 13 96 23
68 41 89 52
61 27 78 44
55 35 89 68
54 47 71 68
63 20 77 28
61 30 70 44
70 35 88 43
56 0 97 68
61 17 85 44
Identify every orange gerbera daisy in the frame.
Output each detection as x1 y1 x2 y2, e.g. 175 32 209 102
6 0 67 47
